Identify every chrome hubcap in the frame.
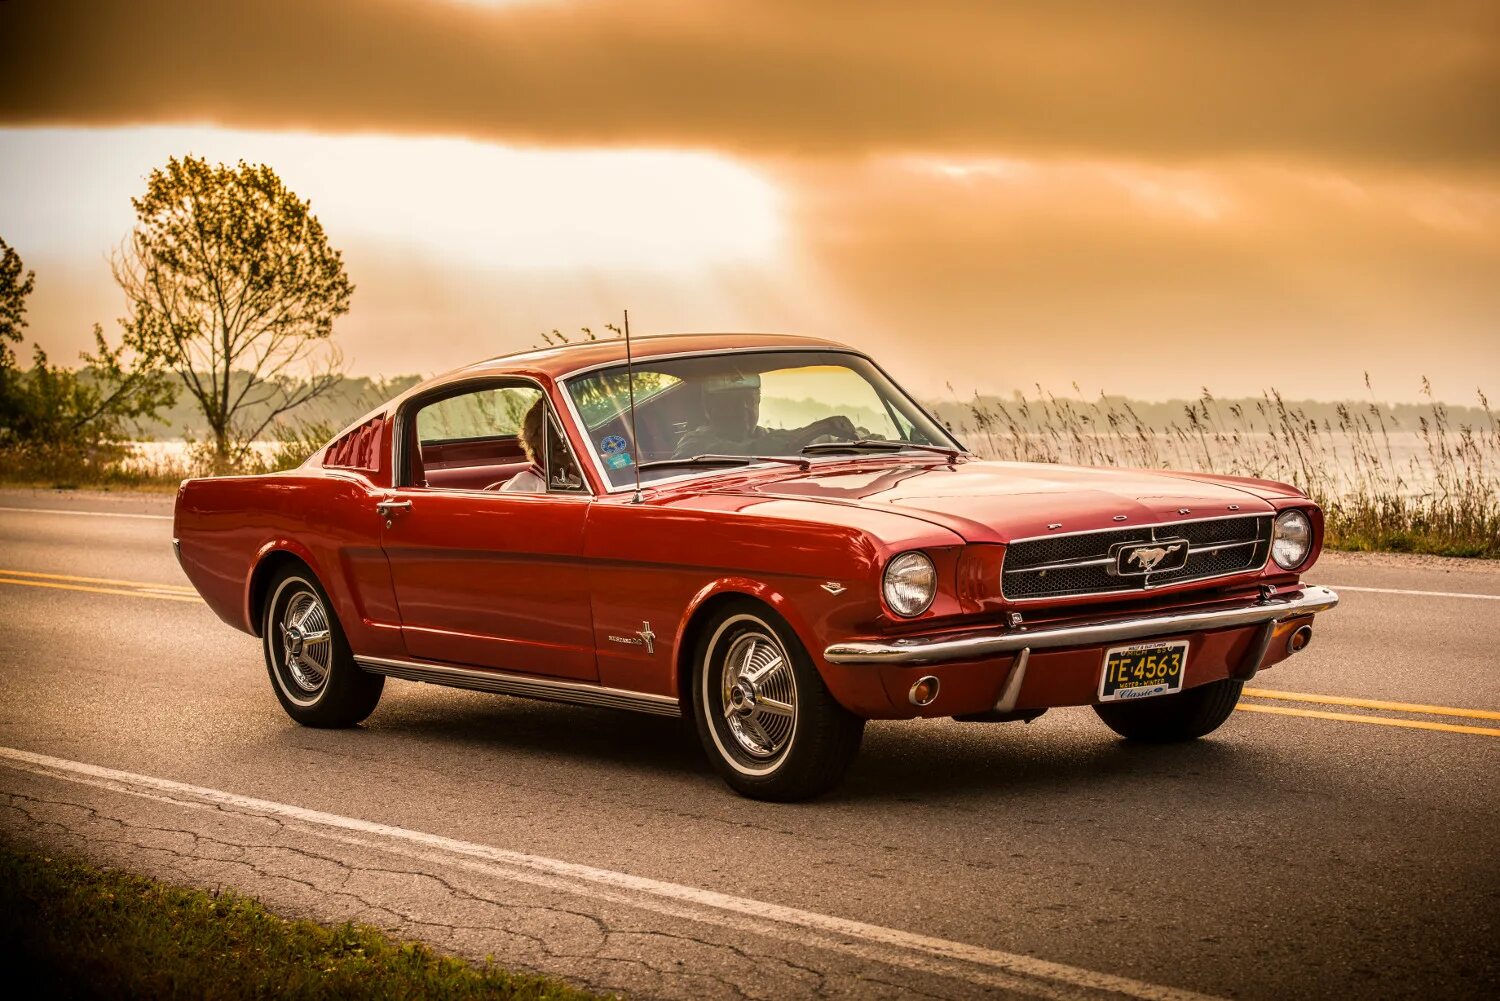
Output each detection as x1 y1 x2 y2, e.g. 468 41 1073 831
720 630 796 759
279 590 332 694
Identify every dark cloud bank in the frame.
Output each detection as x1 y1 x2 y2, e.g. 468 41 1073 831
3 0 1497 166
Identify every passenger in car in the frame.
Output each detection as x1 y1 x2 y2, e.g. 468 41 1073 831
502 399 547 492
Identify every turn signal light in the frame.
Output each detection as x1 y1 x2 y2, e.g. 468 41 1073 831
1287 624 1313 654
909 676 941 707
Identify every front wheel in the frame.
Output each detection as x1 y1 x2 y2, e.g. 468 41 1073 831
692 601 864 801
262 565 383 727
1092 677 1244 742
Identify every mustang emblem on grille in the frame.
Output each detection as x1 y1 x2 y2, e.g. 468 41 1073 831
1116 537 1194 576
1129 544 1183 571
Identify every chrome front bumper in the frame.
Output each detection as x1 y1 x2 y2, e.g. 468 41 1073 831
824 585 1340 666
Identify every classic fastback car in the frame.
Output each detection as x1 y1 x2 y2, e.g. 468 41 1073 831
175 333 1338 800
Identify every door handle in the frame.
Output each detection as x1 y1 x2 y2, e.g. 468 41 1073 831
375 500 412 515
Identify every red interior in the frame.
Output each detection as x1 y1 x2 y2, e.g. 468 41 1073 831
412 434 533 490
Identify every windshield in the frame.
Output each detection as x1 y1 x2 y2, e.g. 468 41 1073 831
563 350 962 488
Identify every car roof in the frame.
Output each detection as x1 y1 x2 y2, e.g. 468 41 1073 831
342 334 861 439
467 332 851 379
397 332 858 403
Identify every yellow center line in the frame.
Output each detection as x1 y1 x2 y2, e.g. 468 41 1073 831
0 577 202 603
1236 703 1499 737
1242 687 1500 722
0 568 197 593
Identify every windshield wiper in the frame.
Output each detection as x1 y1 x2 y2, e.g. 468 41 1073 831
637 454 812 473
800 439 964 461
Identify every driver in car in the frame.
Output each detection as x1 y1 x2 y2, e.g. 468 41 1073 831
672 372 859 458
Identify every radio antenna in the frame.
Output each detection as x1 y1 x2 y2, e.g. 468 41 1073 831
623 309 644 504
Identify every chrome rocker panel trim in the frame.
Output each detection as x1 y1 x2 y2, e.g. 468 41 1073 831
355 656 682 717
823 585 1340 666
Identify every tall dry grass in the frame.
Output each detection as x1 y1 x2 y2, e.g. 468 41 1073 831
947 378 1499 558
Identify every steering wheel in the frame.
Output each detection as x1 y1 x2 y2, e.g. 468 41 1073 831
796 416 859 447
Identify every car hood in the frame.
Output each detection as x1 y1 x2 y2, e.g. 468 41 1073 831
726 459 1289 544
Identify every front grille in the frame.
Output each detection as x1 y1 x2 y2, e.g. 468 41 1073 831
1002 515 1271 600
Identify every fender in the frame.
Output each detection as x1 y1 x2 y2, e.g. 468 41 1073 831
245 538 335 637
671 573 847 705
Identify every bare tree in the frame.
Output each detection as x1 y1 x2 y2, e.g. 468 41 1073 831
114 156 352 469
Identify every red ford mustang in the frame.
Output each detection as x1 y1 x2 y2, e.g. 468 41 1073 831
175 333 1338 800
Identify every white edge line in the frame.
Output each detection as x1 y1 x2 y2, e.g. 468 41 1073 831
1323 583 1500 601
0 505 172 521
0 744 1222 1001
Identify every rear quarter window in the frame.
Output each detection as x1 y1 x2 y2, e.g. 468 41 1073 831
323 416 385 472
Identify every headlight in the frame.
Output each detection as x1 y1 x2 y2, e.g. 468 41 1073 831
883 551 937 617
1271 510 1312 570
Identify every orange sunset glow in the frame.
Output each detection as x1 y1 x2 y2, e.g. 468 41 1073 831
1 0 1496 400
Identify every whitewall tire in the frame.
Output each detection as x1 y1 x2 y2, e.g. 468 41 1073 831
261 565 383 727
692 600 864 801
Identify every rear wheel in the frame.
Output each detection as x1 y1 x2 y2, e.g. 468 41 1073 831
262 566 383 727
1092 677 1243 742
692 601 864 802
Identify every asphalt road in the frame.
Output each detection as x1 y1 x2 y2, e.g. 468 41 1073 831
1 489 1496 1000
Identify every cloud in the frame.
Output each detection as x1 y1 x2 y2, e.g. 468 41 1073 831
2 0 1496 166
0 125 831 376
0 126 787 271
775 155 1500 399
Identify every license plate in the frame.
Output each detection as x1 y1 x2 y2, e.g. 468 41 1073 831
1099 640 1189 702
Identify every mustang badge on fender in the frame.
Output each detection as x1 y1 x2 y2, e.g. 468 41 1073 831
607 621 657 654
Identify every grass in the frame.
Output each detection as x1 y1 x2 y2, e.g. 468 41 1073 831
0 834 607 1000
943 379 1500 559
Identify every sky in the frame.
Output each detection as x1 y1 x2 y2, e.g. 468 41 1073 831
1 0 1497 401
